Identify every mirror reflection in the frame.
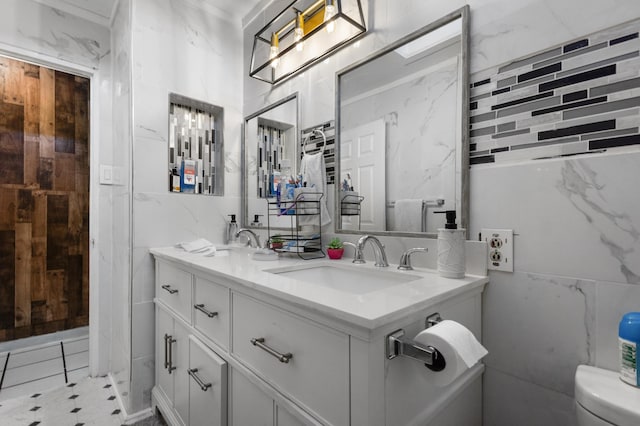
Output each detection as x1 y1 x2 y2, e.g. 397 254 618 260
242 94 300 229
336 9 468 237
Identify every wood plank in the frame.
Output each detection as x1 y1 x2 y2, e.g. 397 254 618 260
16 189 33 223
46 194 68 270
0 230 16 332
24 63 39 79
30 299 46 325
45 270 67 321
0 57 7 101
14 223 31 328
31 251 46 302
0 101 25 184
53 152 75 191
54 71 75 154
24 72 40 187
38 157 53 189
31 319 65 337
2 58 24 105
66 255 82 319
31 190 46 239
67 192 82 253
0 188 17 230
39 67 55 158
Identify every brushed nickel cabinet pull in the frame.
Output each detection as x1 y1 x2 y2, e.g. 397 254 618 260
161 284 179 294
164 334 170 369
194 304 218 318
188 368 212 391
167 335 177 373
250 337 293 363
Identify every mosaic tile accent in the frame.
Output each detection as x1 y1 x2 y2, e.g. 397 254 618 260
470 19 640 165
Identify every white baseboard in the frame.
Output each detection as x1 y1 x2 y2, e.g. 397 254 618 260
108 373 154 424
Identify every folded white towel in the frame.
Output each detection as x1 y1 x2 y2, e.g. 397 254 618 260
176 238 214 253
394 199 424 232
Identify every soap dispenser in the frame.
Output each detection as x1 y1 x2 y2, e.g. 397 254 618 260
434 210 466 278
250 214 263 227
225 214 239 245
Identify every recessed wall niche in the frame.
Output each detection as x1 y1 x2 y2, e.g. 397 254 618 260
168 93 224 195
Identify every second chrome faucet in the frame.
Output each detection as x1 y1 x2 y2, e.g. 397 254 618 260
349 235 389 267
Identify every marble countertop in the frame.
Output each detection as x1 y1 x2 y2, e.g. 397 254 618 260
150 246 488 330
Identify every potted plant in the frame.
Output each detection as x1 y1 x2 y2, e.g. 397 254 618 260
269 235 284 250
327 237 344 260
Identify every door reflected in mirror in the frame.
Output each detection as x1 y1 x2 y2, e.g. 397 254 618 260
336 7 469 237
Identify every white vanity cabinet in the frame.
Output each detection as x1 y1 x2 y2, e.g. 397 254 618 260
151 248 488 426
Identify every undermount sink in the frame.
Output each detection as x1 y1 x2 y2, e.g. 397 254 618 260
265 263 422 295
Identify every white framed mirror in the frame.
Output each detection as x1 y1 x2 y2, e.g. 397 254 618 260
335 6 469 237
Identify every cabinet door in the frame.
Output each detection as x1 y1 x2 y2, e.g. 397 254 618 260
173 320 190 426
156 306 174 403
276 405 307 426
188 336 227 426
230 368 273 426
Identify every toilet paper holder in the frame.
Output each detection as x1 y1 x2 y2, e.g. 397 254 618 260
386 313 446 371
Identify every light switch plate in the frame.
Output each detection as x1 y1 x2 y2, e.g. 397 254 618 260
481 228 513 272
99 164 113 185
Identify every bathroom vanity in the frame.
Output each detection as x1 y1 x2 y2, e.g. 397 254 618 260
150 246 487 426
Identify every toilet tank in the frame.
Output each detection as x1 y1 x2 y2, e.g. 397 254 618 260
575 365 640 426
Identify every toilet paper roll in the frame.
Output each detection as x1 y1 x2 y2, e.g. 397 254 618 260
414 320 488 386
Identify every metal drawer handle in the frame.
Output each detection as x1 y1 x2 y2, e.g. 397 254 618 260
194 304 218 318
188 368 212 391
161 284 179 294
164 334 170 369
167 335 177 373
250 337 293 364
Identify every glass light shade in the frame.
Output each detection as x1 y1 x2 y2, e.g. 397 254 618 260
250 0 366 85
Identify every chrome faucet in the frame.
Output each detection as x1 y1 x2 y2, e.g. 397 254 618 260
353 235 389 267
398 248 428 270
235 228 262 248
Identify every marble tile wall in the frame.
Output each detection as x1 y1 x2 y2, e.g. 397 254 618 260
243 1 640 425
128 0 245 414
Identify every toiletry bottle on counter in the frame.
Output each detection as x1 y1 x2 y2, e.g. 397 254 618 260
434 210 466 278
619 312 640 387
225 214 239 245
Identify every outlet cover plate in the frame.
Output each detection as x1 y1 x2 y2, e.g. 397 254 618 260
481 228 513 272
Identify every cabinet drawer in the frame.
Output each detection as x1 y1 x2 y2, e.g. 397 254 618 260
193 276 229 350
157 262 192 322
232 293 349 426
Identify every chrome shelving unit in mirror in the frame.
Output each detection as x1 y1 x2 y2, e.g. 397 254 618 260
266 192 325 260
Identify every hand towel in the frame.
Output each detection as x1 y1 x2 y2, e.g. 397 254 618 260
394 199 424 232
299 152 331 226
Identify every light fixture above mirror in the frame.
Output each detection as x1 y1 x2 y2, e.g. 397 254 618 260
250 0 366 85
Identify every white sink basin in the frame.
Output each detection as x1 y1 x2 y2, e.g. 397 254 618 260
265 263 422 295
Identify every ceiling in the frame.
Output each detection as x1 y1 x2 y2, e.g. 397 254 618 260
35 0 265 27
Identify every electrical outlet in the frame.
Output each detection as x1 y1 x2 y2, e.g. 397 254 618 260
481 228 513 272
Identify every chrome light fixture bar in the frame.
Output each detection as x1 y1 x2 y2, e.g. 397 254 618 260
250 0 366 85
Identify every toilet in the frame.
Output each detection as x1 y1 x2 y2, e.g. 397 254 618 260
575 365 640 426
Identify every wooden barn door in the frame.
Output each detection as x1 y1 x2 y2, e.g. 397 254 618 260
0 56 89 342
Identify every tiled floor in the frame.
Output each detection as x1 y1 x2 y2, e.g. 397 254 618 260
0 329 89 402
0 374 168 425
